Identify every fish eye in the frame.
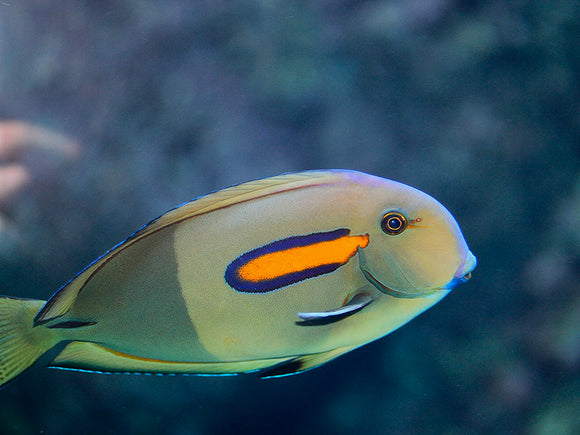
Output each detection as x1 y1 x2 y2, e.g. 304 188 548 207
381 212 408 235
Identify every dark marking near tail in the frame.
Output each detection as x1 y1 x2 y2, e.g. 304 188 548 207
260 358 306 378
47 321 97 329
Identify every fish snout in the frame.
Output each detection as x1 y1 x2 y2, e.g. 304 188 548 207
444 251 477 290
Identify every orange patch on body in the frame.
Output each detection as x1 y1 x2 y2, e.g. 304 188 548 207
238 234 369 282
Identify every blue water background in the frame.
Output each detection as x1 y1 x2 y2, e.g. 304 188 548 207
0 2 578 434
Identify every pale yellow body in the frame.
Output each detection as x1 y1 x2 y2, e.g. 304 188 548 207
0 170 475 384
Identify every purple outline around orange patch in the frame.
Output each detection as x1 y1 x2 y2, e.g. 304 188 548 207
225 228 369 293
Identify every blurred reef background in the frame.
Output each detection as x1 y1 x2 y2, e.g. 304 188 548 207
0 1 578 434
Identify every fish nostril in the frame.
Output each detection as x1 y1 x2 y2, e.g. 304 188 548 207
463 272 472 281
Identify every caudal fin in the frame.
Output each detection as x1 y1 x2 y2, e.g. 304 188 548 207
0 296 56 388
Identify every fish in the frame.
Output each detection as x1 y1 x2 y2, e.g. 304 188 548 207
0 170 476 387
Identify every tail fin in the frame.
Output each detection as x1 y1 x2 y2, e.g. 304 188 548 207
0 296 57 388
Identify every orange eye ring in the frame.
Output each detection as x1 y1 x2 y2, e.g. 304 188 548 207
381 212 408 235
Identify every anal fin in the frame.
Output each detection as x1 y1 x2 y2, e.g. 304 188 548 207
50 341 293 376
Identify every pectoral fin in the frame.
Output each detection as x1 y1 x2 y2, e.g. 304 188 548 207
296 293 372 325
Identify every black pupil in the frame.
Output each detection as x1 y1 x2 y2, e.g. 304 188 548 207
388 217 401 230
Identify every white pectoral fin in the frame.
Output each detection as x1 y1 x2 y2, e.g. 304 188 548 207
296 293 373 324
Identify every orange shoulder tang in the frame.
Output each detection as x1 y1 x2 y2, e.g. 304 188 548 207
225 228 369 293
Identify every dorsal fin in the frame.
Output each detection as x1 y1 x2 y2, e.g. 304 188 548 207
34 170 356 325
126 170 344 241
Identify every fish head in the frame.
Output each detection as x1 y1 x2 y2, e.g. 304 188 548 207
356 176 476 298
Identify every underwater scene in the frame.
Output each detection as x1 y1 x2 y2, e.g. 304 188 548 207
0 1 578 434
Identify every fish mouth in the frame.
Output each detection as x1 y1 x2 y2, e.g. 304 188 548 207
443 251 477 290
357 247 441 299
